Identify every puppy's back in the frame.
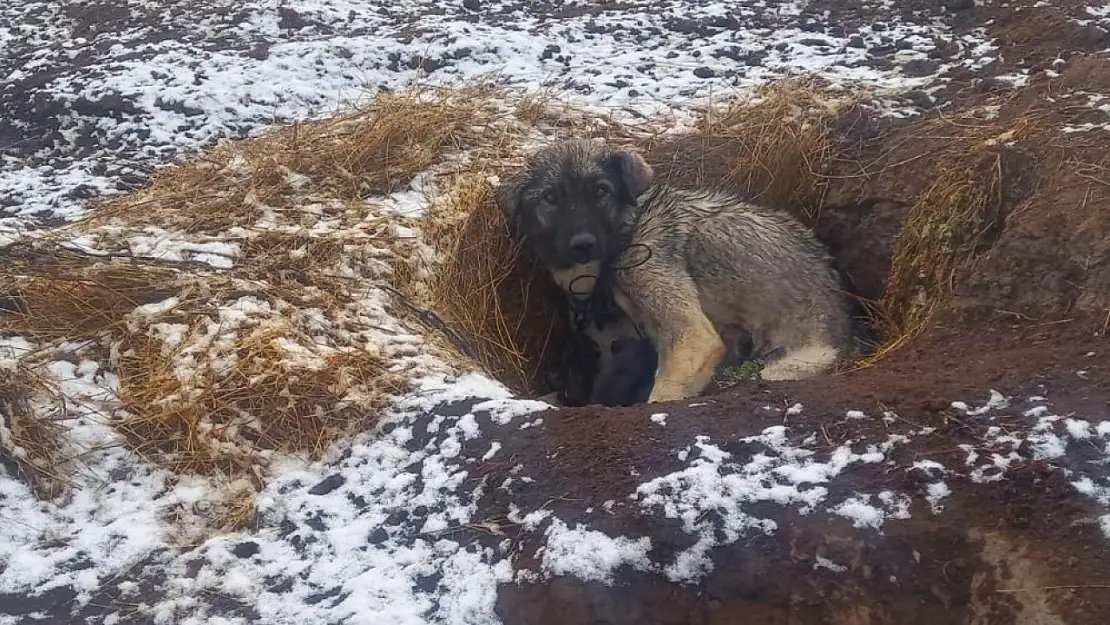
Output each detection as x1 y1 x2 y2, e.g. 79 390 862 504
626 185 854 353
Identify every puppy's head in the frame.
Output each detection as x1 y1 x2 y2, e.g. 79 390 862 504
586 317 657 407
495 138 654 271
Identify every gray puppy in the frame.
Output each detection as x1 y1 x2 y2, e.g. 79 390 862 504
496 137 855 403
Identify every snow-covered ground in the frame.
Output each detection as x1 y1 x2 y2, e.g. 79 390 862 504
1 0 997 228
3 1 1110 624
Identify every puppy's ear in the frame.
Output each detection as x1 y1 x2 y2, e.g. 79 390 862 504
494 169 527 239
608 150 654 203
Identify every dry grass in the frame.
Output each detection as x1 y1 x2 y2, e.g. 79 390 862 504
0 246 184 342
0 366 67 499
863 115 1034 358
1 82 516 489
86 82 509 235
877 156 1002 341
691 78 850 211
514 89 570 128
213 484 259 534
115 316 407 476
239 231 347 294
422 172 565 393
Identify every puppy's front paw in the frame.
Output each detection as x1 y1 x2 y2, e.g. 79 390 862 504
647 383 687 404
758 343 839 381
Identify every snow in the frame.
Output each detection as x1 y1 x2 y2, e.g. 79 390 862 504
135 373 546 625
633 427 906 583
829 497 884 530
0 282 543 622
829 491 912 530
951 392 1110 528
0 0 993 227
650 412 668 426
925 482 953 514
0 358 218 603
909 460 951 514
1079 3 1110 27
539 519 653 585
813 555 848 573
0 336 36 361
951 389 1010 416
5 356 1110 622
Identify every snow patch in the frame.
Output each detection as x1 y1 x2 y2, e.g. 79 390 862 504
540 519 653 585
633 426 910 583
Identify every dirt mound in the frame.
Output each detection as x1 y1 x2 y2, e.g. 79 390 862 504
481 317 1108 624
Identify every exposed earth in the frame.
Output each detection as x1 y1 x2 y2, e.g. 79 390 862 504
3 1 1110 625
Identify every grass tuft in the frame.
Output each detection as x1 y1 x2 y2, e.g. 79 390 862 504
0 366 67 499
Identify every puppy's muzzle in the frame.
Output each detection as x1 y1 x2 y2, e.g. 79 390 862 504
569 232 598 263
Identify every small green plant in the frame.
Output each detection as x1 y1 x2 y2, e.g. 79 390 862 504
714 360 766 389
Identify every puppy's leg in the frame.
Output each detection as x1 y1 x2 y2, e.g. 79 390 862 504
650 319 724 402
615 278 725 404
536 391 563 406
759 340 840 381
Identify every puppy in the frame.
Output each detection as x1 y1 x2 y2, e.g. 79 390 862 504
496 138 855 403
582 313 657 407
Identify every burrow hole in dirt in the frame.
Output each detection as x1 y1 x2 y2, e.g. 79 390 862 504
477 197 891 410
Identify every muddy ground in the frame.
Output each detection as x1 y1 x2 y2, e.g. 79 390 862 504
493 349 1110 624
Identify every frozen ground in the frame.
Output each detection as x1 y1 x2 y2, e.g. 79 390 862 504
3 356 1109 624
1 0 997 228
3 1 1110 624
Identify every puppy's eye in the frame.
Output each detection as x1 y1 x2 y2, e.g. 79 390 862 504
542 190 558 203
610 340 622 355
594 185 610 198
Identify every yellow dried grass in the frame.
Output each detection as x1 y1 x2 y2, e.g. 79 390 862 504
88 82 507 235
0 366 67 499
214 486 258 534
875 153 1005 345
694 78 849 211
114 321 407 477
422 172 565 394
861 115 1035 360
0 248 183 342
239 231 346 294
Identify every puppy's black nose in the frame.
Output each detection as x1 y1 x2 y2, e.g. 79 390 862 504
569 233 596 256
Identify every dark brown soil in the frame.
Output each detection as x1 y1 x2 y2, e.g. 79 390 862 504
487 317 1109 624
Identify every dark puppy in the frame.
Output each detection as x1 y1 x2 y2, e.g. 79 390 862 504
589 318 759 405
581 306 658 407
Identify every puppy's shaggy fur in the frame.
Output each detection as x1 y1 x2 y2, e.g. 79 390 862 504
497 138 855 403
